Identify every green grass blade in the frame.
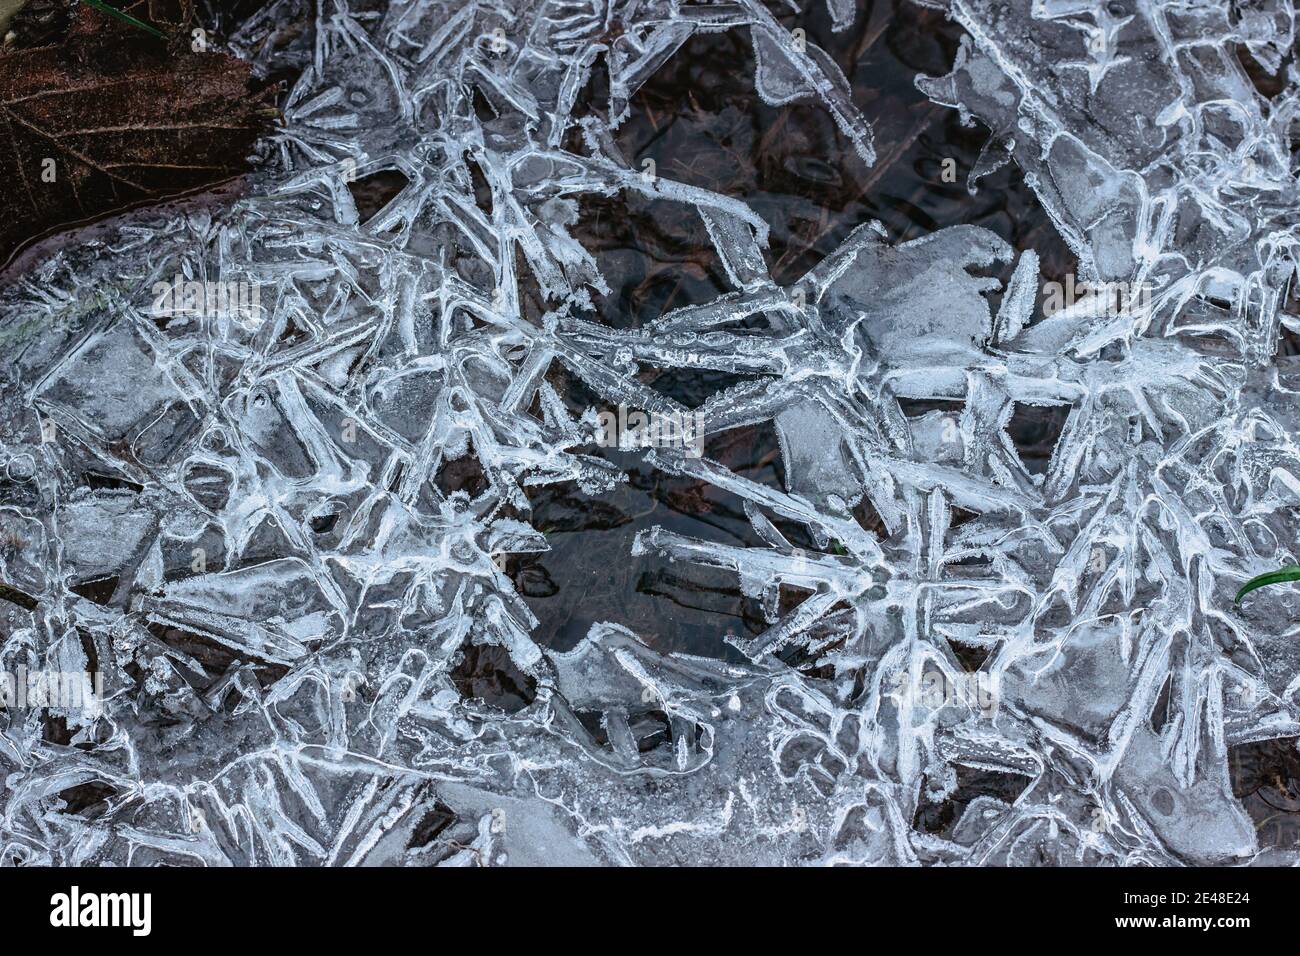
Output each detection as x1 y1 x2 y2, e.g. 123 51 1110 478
82 0 167 39
1235 565 1300 603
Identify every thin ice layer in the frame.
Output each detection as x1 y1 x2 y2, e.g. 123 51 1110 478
0 0 1298 866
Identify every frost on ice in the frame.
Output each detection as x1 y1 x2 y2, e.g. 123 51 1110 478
1 0 1299 865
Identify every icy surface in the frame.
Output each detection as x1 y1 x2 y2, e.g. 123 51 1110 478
1 0 1299 865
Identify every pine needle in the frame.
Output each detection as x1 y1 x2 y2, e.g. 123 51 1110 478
82 0 166 40
1235 565 1300 603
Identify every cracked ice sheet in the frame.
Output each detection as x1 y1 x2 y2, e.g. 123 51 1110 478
0 0 1298 867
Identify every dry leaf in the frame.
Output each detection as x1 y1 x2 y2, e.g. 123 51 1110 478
0 1 274 266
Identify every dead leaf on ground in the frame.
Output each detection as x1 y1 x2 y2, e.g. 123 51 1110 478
0 0 276 267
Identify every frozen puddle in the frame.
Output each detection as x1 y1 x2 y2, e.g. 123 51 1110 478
1 0 1299 865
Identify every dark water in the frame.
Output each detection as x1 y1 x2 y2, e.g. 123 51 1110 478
522 0 1072 664
510 0 1299 848
571 0 1075 327
512 364 801 666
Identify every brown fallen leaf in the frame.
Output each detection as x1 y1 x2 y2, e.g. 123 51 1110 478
0 0 275 267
